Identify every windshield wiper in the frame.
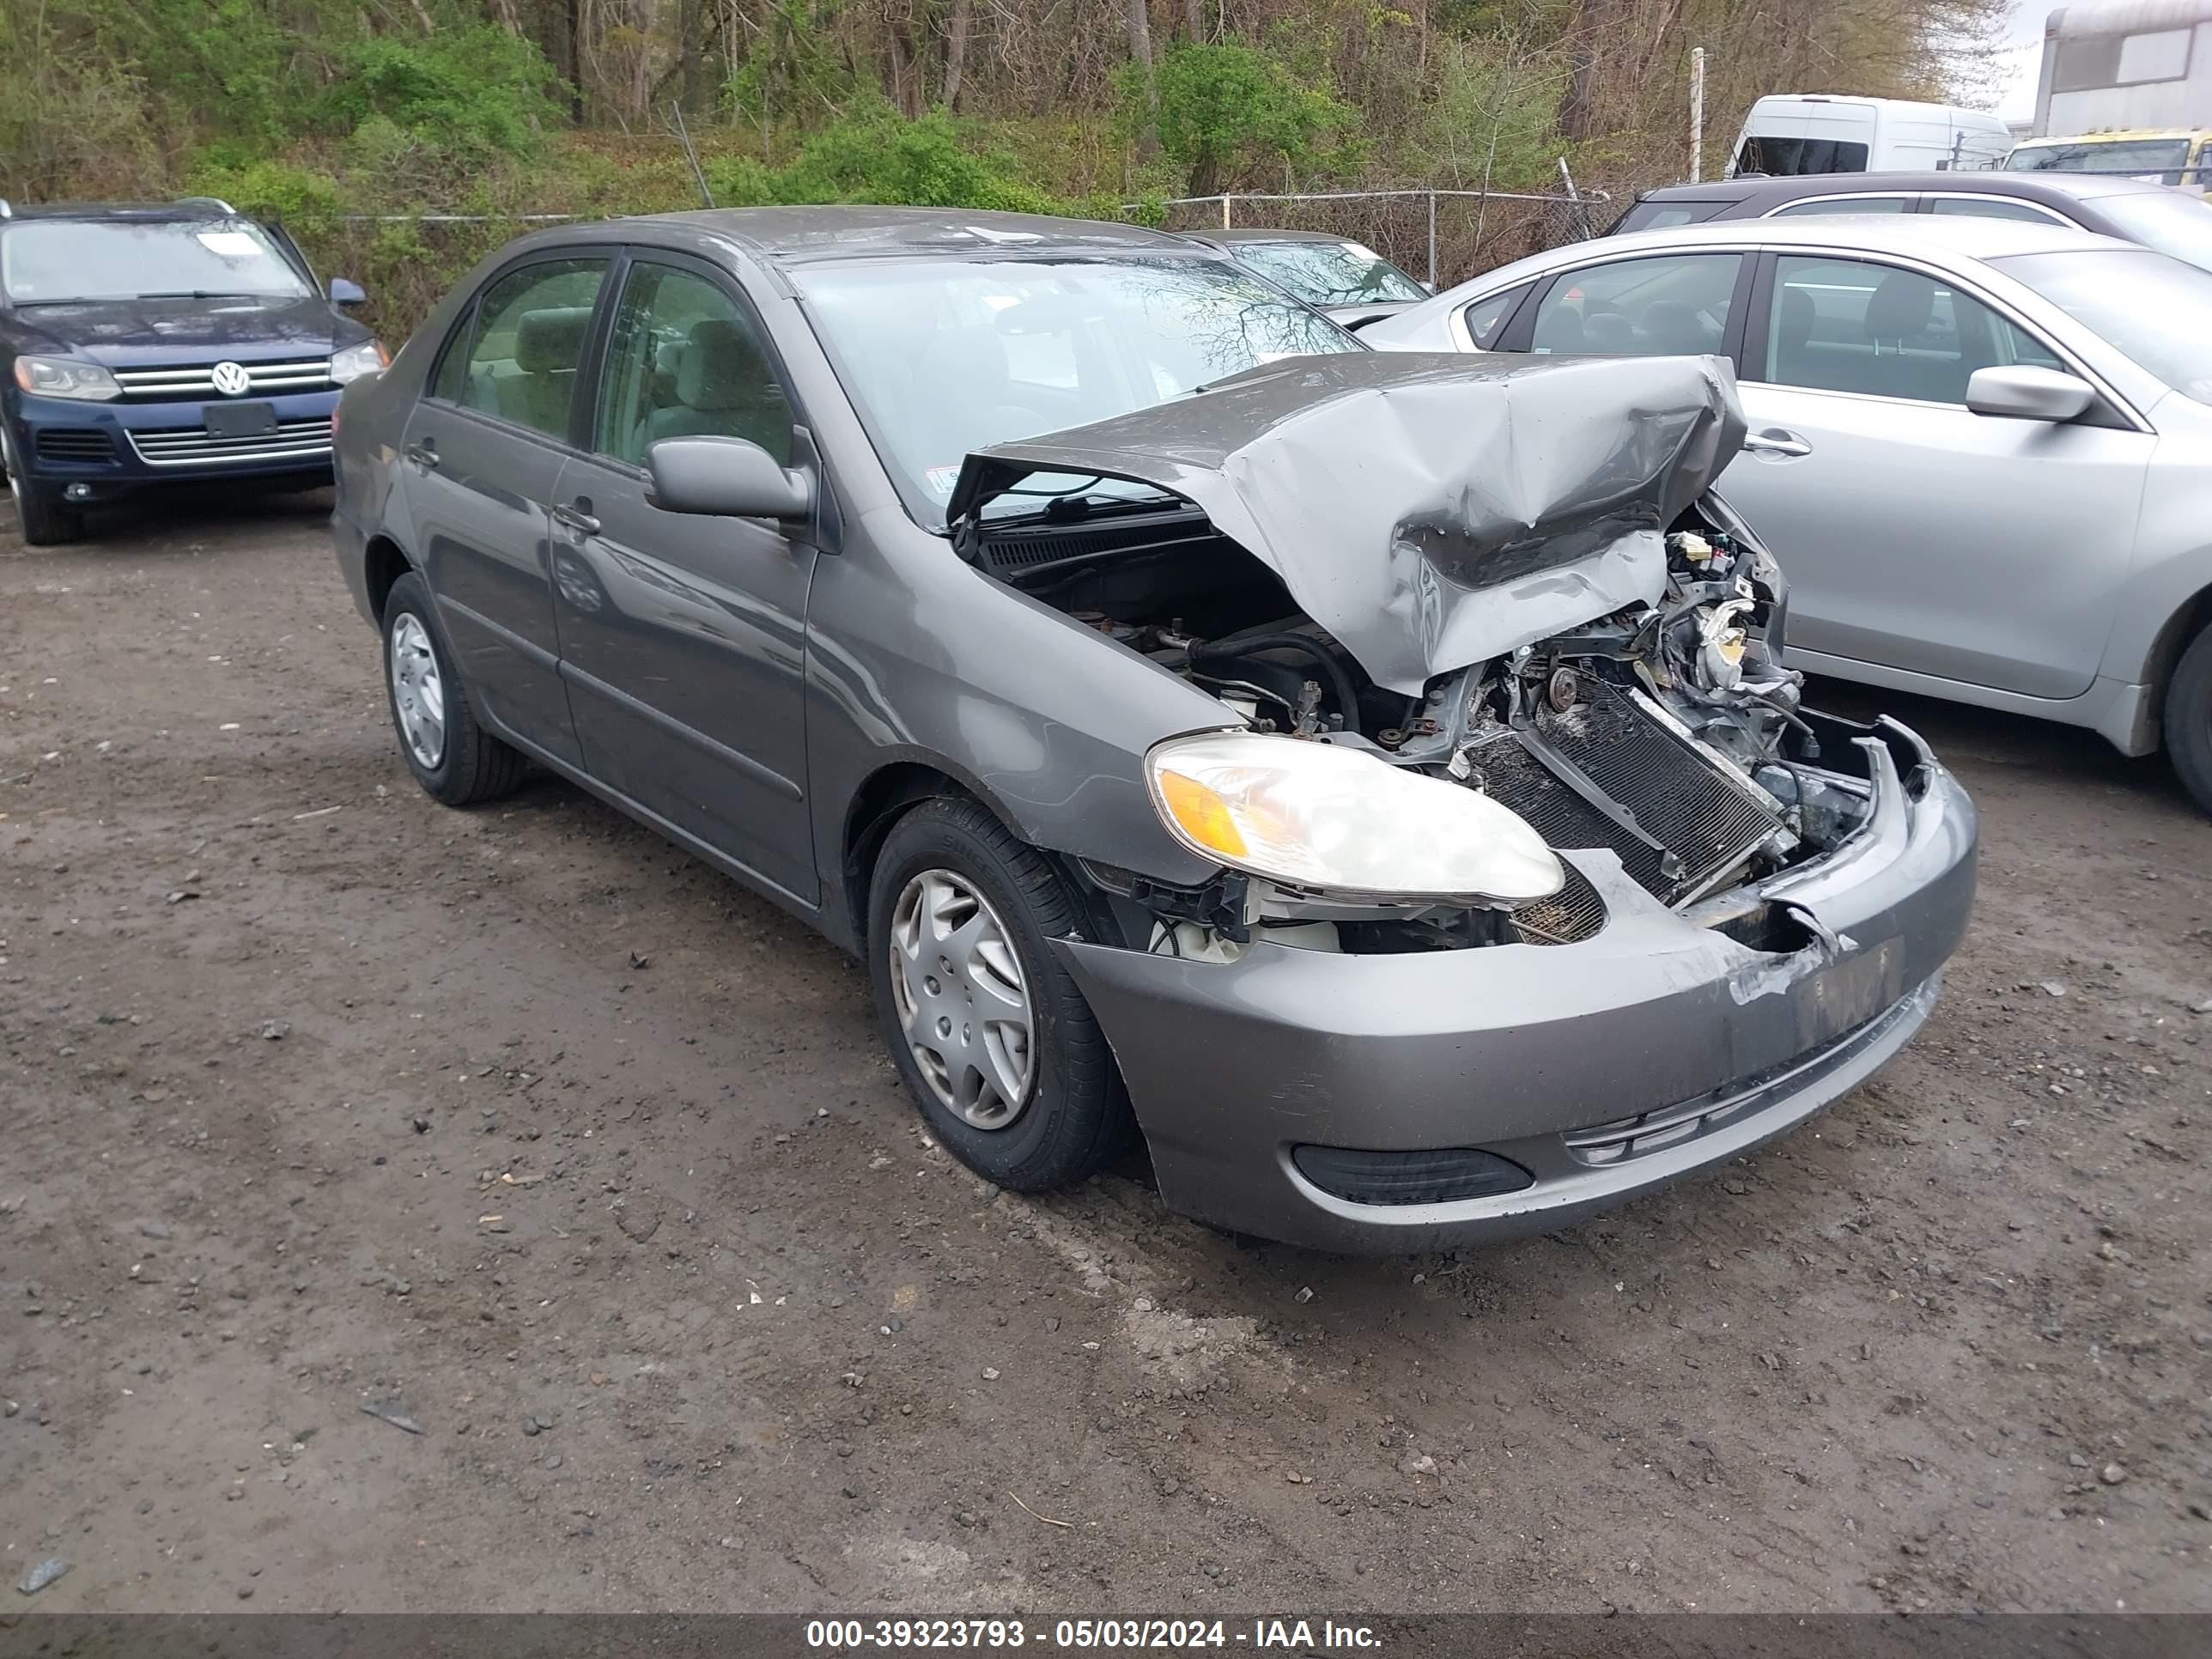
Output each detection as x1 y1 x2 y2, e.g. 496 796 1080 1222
133 289 270 301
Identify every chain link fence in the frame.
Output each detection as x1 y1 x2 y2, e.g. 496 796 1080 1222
1133 188 1613 290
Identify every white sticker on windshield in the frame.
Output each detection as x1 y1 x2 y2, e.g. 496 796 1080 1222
196 231 261 258
925 465 963 498
1345 241 1383 263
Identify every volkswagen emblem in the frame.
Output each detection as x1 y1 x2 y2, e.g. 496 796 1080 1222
210 361 252 397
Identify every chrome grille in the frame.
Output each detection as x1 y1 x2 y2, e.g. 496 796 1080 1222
112 358 334 399
126 418 333 468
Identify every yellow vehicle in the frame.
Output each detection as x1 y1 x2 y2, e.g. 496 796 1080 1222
2006 129 2212 192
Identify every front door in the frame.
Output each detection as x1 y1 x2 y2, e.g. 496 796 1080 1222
549 252 819 906
402 254 610 763
1718 252 2152 700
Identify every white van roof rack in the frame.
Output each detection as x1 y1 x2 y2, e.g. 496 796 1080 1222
175 195 237 215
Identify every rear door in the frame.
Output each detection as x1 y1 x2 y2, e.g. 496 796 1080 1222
401 252 611 764
547 250 820 905
1717 250 2153 699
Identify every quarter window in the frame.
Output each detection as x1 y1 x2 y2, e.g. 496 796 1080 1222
1528 253 1741 356
1462 281 1533 349
595 263 792 468
1757 255 2062 404
456 258 610 441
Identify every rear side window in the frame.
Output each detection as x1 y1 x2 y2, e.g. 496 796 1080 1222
1735 136 1871 175
456 258 611 441
1528 253 1741 356
1462 282 1533 349
1928 196 2069 225
1769 196 1911 216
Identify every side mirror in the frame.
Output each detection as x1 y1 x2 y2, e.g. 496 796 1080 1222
328 276 368 307
647 435 811 522
1966 364 2094 422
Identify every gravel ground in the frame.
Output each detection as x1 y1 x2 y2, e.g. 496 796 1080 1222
1 488 2208 1615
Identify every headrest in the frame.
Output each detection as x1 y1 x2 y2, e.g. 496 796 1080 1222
514 306 594 374
676 318 769 411
1778 286 1815 353
1863 271 1936 343
1638 301 1705 354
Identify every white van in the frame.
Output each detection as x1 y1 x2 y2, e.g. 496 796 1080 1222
1725 94 2014 176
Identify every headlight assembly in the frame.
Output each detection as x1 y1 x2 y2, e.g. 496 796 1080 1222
13 356 121 401
329 339 390 385
1146 732 1564 902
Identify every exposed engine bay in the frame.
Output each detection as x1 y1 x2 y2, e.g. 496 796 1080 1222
963 493 1882 956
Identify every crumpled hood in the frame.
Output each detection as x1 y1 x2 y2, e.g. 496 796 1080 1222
948 351 1747 695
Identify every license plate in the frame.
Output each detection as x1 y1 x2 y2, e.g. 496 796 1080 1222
1798 936 1904 1048
204 402 276 439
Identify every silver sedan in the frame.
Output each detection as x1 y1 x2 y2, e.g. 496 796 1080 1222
1365 216 2212 812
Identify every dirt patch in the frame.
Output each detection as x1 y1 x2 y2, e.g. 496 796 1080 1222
0 491 2207 1613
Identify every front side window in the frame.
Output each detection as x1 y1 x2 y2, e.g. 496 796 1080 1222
0 217 310 304
1528 253 1741 356
596 263 791 468
793 254 1359 526
1770 196 1911 217
1734 136 1871 176
1757 255 2060 404
456 258 609 441
1994 247 2212 403
1228 240 1428 306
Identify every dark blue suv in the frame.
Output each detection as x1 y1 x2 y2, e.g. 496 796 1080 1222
0 198 386 544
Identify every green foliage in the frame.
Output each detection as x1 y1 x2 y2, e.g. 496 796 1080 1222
181 157 345 226
710 100 1065 214
318 26 564 162
726 0 862 127
1138 43 1360 197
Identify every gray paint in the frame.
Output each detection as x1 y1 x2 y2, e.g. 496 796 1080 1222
951 351 1746 695
332 205 1978 1253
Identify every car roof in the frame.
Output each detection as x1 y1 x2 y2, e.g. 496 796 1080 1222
1551 212 2124 263
0 198 248 223
1196 228 1361 246
624 204 1192 264
1632 171 2172 208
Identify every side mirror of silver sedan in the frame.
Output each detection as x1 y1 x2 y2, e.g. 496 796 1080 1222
1965 364 2097 422
647 434 812 522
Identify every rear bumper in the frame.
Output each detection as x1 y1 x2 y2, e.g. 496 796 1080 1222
1058 716 1978 1255
5 387 338 497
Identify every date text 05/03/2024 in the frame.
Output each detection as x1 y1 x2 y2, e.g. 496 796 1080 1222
803 1618 1383 1650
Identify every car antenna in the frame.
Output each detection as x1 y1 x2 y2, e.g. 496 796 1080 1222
666 102 715 210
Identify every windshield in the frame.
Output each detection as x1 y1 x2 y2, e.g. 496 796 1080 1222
2094 188 2212 274
795 254 1361 526
0 217 310 305
1994 248 2212 403
2006 138 2195 185
1228 240 1427 305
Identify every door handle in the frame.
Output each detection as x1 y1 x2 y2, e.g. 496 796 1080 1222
403 439 439 471
552 499 599 538
1741 429 1813 459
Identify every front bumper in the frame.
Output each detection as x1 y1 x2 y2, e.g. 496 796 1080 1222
6 386 339 498
1058 717 1978 1254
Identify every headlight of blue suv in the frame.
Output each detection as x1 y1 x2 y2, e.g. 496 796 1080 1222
13 356 122 401
329 340 389 386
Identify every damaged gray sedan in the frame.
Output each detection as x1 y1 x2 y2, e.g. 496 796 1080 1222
332 207 1978 1254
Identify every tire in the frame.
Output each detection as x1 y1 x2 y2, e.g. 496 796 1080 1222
2 433 83 546
866 796 1133 1192
380 570 529 806
2164 621 2212 816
